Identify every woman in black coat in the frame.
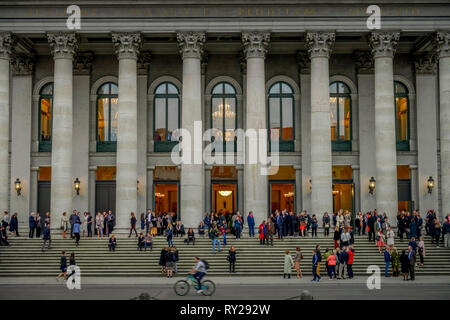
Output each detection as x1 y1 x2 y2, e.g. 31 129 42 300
159 247 168 274
399 250 410 281
228 246 237 273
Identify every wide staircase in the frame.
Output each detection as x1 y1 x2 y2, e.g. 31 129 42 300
1 234 449 277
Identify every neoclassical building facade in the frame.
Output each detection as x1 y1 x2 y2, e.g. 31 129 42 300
0 1 449 230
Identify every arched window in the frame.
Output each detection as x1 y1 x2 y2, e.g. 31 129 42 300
39 82 53 152
211 82 237 152
154 82 180 152
268 82 294 152
96 82 118 152
394 81 409 151
330 81 351 151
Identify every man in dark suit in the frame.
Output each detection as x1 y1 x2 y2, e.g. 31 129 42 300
367 212 376 242
408 245 416 280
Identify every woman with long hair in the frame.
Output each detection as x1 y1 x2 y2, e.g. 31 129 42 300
129 212 138 237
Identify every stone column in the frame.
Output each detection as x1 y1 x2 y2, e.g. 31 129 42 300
30 167 39 213
204 165 212 213
242 31 270 225
297 51 312 213
409 165 419 210
88 166 97 215
177 31 205 228
306 32 335 219
146 166 155 211
369 32 400 222
436 32 450 217
294 165 302 212
237 165 244 214
10 54 34 224
0 33 12 214
414 53 439 212
351 165 361 214
112 32 141 229
47 32 78 229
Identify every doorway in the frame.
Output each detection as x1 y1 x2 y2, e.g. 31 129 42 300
211 182 237 215
37 181 51 229
332 181 354 213
154 182 179 216
269 181 295 214
95 181 116 214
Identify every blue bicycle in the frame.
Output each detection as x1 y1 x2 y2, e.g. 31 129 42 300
174 274 216 296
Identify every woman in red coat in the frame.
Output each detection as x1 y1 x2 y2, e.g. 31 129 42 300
258 221 267 245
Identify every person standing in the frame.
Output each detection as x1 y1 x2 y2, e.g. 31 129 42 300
323 212 330 237
247 211 255 238
266 218 274 247
86 213 93 237
29 213 36 238
73 220 81 247
347 246 354 279
327 250 337 280
129 212 138 237
367 212 375 242
9 213 19 237
210 223 221 253
391 246 400 277
258 221 266 245
418 236 425 266
41 223 51 251
82 212 88 238
311 215 318 238
166 226 174 247
60 212 69 239
35 213 42 238
283 250 294 279
69 210 77 239
96 212 104 238
443 217 450 248
400 249 410 281
384 246 391 277
434 222 441 248
56 251 67 282
333 226 340 249
311 249 321 282
386 227 395 248
376 229 385 253
294 246 303 279
165 248 175 278
408 245 416 281
228 246 236 273
234 213 242 240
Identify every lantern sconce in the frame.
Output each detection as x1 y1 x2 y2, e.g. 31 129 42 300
15 178 22 196
137 180 140 192
309 179 312 192
427 176 434 194
74 177 81 196
369 176 376 195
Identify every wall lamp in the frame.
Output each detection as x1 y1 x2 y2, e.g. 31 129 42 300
15 178 22 196
369 176 376 195
74 177 81 195
427 176 434 194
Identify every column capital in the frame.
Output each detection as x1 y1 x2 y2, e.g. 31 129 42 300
47 32 78 60
137 51 151 75
296 50 311 74
0 32 13 60
177 31 206 60
435 31 450 59
111 32 142 60
305 31 335 59
414 52 437 75
369 32 400 59
11 53 35 76
73 51 93 75
241 31 270 59
353 50 374 74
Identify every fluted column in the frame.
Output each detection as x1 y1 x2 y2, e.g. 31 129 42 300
47 32 78 229
112 32 141 229
369 32 400 222
177 31 205 228
0 33 12 214
436 32 450 217
306 31 335 219
242 31 270 226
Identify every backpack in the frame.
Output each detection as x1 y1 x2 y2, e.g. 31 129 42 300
202 260 210 270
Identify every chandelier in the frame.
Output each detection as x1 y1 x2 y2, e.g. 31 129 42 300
218 190 232 197
155 192 165 198
284 191 294 198
212 103 235 119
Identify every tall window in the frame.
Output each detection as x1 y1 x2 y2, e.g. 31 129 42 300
97 82 118 152
39 83 53 152
154 82 180 152
268 82 294 152
211 82 237 152
330 81 351 151
394 81 409 151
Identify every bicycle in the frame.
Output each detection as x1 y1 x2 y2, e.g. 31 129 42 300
174 274 216 296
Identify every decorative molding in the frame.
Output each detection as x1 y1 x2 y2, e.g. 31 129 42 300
369 32 400 59
177 31 206 60
206 75 243 95
435 31 450 59
296 50 310 74
148 75 182 96
241 31 270 59
111 32 142 60
394 74 415 94
266 75 300 96
329 75 358 94
137 51 151 75
414 52 437 75
32 76 54 95
0 32 13 60
47 32 78 59
90 75 118 95
73 51 93 75
353 50 374 74
11 53 35 76
305 32 335 59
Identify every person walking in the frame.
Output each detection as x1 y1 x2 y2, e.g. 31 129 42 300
400 249 410 281
311 249 321 282
418 236 425 266
60 212 69 239
434 222 441 248
56 251 68 282
327 250 337 280
166 226 174 247
384 246 391 277
73 220 81 247
294 246 303 279
247 211 255 238
41 223 51 251
29 213 36 238
283 250 294 279
108 235 117 252
165 248 175 278
210 223 221 253
129 212 138 238
333 226 340 249
227 246 236 273
347 246 354 279
408 245 416 280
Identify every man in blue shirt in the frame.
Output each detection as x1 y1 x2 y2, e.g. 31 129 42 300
311 250 321 282
384 247 391 277
190 257 207 293
73 220 81 246
247 211 255 238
